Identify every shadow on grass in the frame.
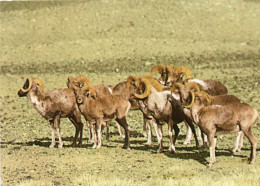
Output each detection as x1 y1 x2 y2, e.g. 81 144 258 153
164 147 250 166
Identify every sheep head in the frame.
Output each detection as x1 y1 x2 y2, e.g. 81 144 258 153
151 64 167 84
165 66 192 86
18 78 44 97
67 76 97 104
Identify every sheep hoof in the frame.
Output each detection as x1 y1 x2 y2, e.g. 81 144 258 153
121 135 126 139
122 145 130 149
142 133 147 138
183 141 190 145
144 142 151 146
157 149 162 154
92 145 97 149
58 144 63 149
49 144 55 148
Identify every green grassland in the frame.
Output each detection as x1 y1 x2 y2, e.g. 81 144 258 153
1 1 260 185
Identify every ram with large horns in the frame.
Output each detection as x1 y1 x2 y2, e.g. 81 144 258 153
172 82 251 153
133 77 199 153
179 87 258 167
18 77 84 148
68 76 131 149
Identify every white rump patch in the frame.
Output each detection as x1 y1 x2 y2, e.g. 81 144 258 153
189 79 207 89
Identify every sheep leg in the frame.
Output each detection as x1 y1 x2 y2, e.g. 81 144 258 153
144 119 152 146
232 131 244 153
116 117 130 149
96 120 103 148
69 115 83 147
92 124 98 149
208 133 216 167
106 122 110 141
241 128 257 164
116 123 125 139
168 122 177 153
184 119 199 149
183 121 192 145
54 115 63 148
155 124 163 153
49 121 56 148
142 114 148 137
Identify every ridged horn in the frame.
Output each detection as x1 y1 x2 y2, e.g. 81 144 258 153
80 77 97 97
134 78 152 99
176 66 192 79
151 64 166 76
171 83 183 94
197 91 211 105
21 78 32 92
67 76 74 83
32 78 44 91
142 76 163 92
127 75 138 88
186 82 200 92
185 90 195 108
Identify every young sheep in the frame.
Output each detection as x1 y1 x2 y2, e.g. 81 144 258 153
67 76 124 142
133 77 199 153
18 78 84 148
182 90 258 167
68 76 131 149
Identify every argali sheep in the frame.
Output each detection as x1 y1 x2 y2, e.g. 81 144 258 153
152 64 228 144
18 78 84 148
171 82 245 151
133 76 199 153
68 76 131 149
67 76 124 142
181 90 258 167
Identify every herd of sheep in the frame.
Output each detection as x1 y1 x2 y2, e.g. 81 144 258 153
17 64 258 167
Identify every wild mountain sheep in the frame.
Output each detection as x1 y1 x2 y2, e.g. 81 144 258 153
68 76 131 149
151 64 228 95
133 76 199 153
172 82 245 151
152 64 228 144
67 76 124 142
18 78 84 148
181 90 258 167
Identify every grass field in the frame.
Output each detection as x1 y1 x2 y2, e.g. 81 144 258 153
1 1 260 185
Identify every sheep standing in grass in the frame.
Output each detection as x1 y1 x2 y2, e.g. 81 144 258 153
132 76 199 153
18 78 84 148
68 76 131 149
67 76 124 142
181 90 258 167
172 82 245 151
152 64 228 144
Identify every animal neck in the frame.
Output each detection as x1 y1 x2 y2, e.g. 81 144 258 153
27 89 45 106
190 101 204 124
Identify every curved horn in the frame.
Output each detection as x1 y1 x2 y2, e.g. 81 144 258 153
197 91 211 105
127 75 138 88
185 90 195 108
151 64 166 76
67 84 79 96
176 66 192 80
171 83 183 94
80 77 97 97
67 76 74 83
21 78 32 92
32 78 44 91
134 78 152 99
186 82 200 92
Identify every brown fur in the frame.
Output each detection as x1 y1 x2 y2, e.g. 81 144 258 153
18 78 84 148
187 92 258 167
71 85 131 149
